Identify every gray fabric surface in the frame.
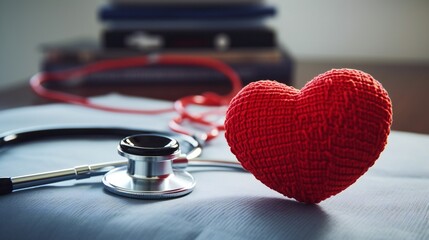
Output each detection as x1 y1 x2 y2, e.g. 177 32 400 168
0 94 428 239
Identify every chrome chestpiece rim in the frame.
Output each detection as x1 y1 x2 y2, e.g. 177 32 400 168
102 134 196 199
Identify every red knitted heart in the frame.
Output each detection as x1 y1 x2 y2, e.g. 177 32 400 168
224 69 392 203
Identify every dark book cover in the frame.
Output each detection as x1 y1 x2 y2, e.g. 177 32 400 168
98 4 276 21
102 28 276 51
41 52 293 87
39 38 293 87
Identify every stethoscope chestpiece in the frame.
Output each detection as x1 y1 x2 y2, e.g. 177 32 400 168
102 134 196 199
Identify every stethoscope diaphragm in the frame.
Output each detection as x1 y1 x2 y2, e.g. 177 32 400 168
102 134 196 199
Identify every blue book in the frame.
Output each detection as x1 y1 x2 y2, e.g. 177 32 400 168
98 4 276 21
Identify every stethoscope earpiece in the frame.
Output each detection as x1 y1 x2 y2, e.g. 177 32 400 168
102 134 196 199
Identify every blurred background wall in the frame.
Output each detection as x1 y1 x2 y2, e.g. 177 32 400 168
1 0 428 87
0 0 103 88
272 0 429 62
0 0 428 133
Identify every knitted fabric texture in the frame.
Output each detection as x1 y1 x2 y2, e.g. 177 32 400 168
224 69 392 204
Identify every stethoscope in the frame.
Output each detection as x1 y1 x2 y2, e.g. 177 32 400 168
0 54 248 199
0 126 245 199
30 54 243 142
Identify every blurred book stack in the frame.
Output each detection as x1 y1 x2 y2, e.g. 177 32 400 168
41 0 293 87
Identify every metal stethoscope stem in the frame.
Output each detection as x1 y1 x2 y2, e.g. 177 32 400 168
9 159 243 191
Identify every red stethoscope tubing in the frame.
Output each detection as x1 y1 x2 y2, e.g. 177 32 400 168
30 54 243 141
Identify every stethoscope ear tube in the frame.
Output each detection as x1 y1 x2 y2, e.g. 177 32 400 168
0 125 203 158
29 55 243 141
